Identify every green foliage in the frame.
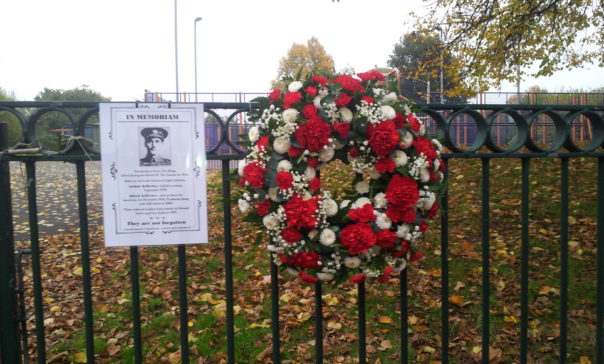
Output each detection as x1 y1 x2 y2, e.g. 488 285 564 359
0 87 22 147
413 0 604 93
271 37 335 90
388 31 471 101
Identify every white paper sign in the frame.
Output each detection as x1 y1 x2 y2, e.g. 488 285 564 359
100 103 208 246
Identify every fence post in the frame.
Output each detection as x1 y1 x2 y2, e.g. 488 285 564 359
0 122 21 363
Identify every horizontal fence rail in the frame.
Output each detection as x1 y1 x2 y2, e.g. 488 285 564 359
0 101 603 363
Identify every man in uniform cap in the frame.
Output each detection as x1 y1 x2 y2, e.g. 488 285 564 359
140 127 171 166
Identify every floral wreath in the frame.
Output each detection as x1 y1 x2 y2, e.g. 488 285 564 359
237 70 445 285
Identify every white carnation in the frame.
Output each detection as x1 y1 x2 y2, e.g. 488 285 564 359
308 230 319 240
432 139 443 152
282 108 299 124
339 107 353 123
262 214 279 230
355 181 370 194
319 147 335 162
382 92 397 105
317 272 334 281
320 229 336 246
237 160 247 176
381 105 396 120
305 166 316 181
396 224 412 238
373 192 387 209
340 200 351 209
248 126 259 143
417 192 436 211
401 132 414 148
420 168 431 183
288 81 303 92
268 187 279 202
367 167 381 179
238 199 250 213
267 245 284 253
323 199 338 216
344 256 361 269
392 150 408 167
273 137 290 154
375 213 392 230
313 96 322 107
352 197 371 209
277 160 292 172
433 158 441 172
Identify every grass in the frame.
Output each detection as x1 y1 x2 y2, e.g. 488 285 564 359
15 155 602 363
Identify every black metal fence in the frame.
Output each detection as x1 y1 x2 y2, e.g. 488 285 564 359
1 101 603 363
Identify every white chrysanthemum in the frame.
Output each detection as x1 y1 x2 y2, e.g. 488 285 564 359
382 92 397 105
248 126 259 143
268 187 279 202
352 197 371 209
420 168 431 183
313 96 322 107
401 132 414 148
277 160 292 172
267 245 284 253
319 147 335 162
263 214 279 230
374 192 387 209
320 229 336 246
317 272 334 281
288 81 303 92
339 107 353 123
392 150 408 167
305 166 316 181
237 160 247 176
417 192 436 211
396 224 412 238
340 200 351 209
344 256 361 269
238 199 250 213
355 181 370 194
392 259 407 273
282 108 299 124
308 230 319 240
375 213 392 230
323 199 338 216
381 105 396 120
367 167 381 179
273 137 290 154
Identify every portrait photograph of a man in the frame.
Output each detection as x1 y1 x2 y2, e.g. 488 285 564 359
139 127 172 166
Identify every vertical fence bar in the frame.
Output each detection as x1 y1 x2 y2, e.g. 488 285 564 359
24 162 46 363
559 158 569 364
520 158 530 364
481 158 490 363
75 161 95 363
597 157 604 364
0 123 20 364
178 245 189 364
400 268 408 364
358 281 366 364
129 247 143 364
221 160 235 364
441 158 449 364
315 281 323 364
270 260 281 364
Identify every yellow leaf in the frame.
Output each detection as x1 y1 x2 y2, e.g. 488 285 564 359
568 216 577 225
50 305 62 313
73 267 83 276
297 312 311 322
449 295 465 306
199 293 213 303
423 346 436 353
580 356 591 364
74 352 87 363
504 315 518 324
472 346 481 354
378 316 393 324
455 174 464 180
408 315 419 325
249 319 271 329
322 294 339 306
379 340 393 350
280 293 292 303
327 321 342 330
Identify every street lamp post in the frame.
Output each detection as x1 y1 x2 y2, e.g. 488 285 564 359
194 17 202 103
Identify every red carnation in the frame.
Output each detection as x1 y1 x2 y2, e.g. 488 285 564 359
335 92 352 107
269 89 281 103
305 86 318 97
348 274 366 283
291 251 321 269
332 75 364 93
428 202 440 219
407 114 420 132
410 251 423 262
242 162 266 189
367 120 400 157
283 91 302 109
311 75 328 87
377 266 394 283
394 113 406 129
375 157 396 173
419 221 429 233
413 136 438 161
284 195 318 230
303 104 318 118
295 118 331 152
386 175 419 208
256 200 270 216
386 206 417 224
256 136 269 152
307 157 319 168
299 271 318 283
392 240 410 258
309 177 321 192
333 122 350 139
340 222 376 255
349 148 360 158
361 96 374 105
348 204 376 223
376 229 398 248
288 146 303 157
357 72 375 82
276 171 293 190
281 227 302 243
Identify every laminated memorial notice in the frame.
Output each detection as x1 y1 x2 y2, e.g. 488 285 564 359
100 103 208 246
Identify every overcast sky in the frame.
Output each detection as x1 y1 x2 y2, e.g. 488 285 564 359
1 0 603 102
